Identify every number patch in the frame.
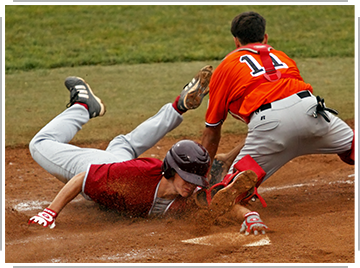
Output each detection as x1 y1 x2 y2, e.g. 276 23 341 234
240 53 288 77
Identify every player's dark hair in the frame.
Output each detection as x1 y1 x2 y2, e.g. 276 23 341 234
231 11 266 45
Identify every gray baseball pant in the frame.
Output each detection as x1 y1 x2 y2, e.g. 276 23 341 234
229 91 354 183
29 103 183 183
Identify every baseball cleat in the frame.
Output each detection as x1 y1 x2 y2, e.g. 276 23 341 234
209 170 258 216
65 76 106 118
177 65 213 111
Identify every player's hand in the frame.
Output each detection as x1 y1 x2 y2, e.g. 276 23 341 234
240 211 268 235
28 208 57 229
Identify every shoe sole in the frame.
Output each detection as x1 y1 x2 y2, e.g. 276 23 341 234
209 170 258 217
65 77 106 117
183 65 213 109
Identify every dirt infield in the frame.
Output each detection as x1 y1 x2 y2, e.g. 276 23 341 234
5 130 355 263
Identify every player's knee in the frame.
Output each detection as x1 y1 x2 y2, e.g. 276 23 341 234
29 137 36 156
338 130 355 165
29 135 42 157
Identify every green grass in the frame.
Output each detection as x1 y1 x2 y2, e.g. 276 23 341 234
5 5 355 147
5 57 354 147
5 5 354 73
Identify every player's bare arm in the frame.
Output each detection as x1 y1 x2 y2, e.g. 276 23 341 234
201 124 222 163
214 141 244 170
28 172 85 228
209 141 245 185
48 172 85 213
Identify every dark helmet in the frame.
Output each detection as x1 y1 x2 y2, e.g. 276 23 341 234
162 140 210 187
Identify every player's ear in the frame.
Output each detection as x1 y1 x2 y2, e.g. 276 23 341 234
262 33 268 44
233 37 242 48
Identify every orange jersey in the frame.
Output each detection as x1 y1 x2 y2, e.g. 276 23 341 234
205 44 313 125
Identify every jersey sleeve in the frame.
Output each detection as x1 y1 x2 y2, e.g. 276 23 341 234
205 63 232 126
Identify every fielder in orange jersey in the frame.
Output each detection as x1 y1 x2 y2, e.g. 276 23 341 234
205 44 313 125
201 11 354 235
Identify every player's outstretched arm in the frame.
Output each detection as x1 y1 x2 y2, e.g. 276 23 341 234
227 204 269 236
28 172 85 228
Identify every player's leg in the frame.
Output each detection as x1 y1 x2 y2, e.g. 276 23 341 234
105 65 213 160
299 112 354 162
230 93 353 183
338 129 354 165
29 77 115 183
29 104 92 183
105 103 183 160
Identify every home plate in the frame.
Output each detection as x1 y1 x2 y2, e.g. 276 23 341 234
181 232 271 247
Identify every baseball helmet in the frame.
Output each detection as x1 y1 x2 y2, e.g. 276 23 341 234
162 140 210 187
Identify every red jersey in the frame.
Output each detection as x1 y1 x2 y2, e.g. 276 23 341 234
83 158 190 217
205 44 313 125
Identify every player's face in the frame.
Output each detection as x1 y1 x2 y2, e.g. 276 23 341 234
173 173 197 198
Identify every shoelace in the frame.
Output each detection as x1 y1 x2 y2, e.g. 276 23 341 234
66 90 79 108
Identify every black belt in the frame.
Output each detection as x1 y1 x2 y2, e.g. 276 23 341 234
254 91 311 113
